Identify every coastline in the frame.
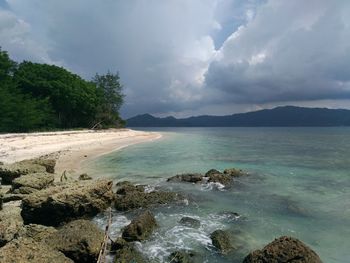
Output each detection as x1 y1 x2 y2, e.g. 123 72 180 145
0 129 161 179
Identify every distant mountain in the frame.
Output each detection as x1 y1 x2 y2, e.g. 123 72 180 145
126 106 350 127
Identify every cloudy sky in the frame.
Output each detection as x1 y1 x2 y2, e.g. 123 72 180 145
1 0 350 118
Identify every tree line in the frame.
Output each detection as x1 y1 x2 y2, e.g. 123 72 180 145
0 47 125 132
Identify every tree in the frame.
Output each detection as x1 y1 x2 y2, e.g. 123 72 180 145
93 72 125 127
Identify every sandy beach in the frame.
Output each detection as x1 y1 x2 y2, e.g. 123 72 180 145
0 129 161 177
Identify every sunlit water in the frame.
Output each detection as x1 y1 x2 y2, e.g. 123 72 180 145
87 128 350 263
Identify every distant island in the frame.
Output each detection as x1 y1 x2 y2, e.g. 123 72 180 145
127 106 350 127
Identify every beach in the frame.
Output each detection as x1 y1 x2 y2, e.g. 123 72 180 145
0 129 161 177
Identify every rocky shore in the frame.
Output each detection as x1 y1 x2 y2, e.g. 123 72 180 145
0 157 323 262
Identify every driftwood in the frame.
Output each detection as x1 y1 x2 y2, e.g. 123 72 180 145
97 207 112 263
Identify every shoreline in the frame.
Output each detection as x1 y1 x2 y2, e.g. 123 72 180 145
0 129 161 179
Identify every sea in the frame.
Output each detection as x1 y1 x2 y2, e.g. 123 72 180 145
86 127 350 263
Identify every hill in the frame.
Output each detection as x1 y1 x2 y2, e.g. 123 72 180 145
126 106 350 127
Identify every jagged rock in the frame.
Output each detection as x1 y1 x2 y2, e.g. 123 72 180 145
12 172 54 193
0 201 23 247
46 219 104 263
167 173 204 183
32 158 56 174
21 179 114 226
17 224 57 243
179 217 200 228
207 173 232 185
223 168 246 177
243 236 322 263
2 193 24 202
0 162 46 184
168 250 201 263
115 182 179 211
210 230 233 254
114 243 147 263
0 237 73 263
78 173 92 180
122 210 157 242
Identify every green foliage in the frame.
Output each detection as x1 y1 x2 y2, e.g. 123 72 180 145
0 47 125 133
93 72 125 128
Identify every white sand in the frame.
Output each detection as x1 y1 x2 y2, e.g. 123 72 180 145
0 129 161 176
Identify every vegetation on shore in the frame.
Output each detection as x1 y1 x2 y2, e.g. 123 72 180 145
0 47 125 133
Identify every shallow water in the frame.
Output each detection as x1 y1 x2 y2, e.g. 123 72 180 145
88 127 350 262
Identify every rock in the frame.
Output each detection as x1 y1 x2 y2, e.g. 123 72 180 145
207 173 232 186
179 217 200 228
21 179 114 226
122 210 157 242
0 162 46 184
32 158 56 174
114 243 147 263
78 173 92 180
243 236 322 263
111 237 128 252
167 173 204 183
0 201 23 247
17 224 57 243
210 230 233 254
168 250 201 263
12 172 54 192
223 168 246 177
205 169 222 177
0 194 2 210
2 193 24 202
46 219 104 263
115 182 179 211
0 238 73 263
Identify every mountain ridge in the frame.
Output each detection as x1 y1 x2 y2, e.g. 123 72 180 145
126 106 350 127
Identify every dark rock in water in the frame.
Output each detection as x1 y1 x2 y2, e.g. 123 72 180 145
115 182 179 211
0 161 46 184
0 237 73 263
122 210 157 242
167 173 204 183
114 243 147 263
111 237 128 252
179 217 200 228
223 168 246 177
205 169 222 177
12 172 54 192
207 173 232 186
218 211 241 221
0 201 23 247
21 179 114 226
168 250 202 263
46 219 104 263
210 230 234 254
243 236 322 263
78 173 92 180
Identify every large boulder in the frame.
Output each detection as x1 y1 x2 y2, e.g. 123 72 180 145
210 230 234 254
21 179 114 226
0 201 23 247
46 219 104 263
114 243 147 263
0 237 73 263
17 224 57 243
12 172 54 193
115 182 180 211
32 158 56 174
167 173 204 183
0 161 46 184
122 210 157 242
243 236 322 263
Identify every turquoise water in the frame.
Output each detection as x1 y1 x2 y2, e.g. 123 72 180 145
90 128 350 262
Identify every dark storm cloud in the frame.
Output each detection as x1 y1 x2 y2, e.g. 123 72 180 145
1 0 350 117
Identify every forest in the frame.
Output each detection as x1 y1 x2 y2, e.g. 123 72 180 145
0 47 125 132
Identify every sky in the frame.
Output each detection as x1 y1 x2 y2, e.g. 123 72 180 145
1 0 350 118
